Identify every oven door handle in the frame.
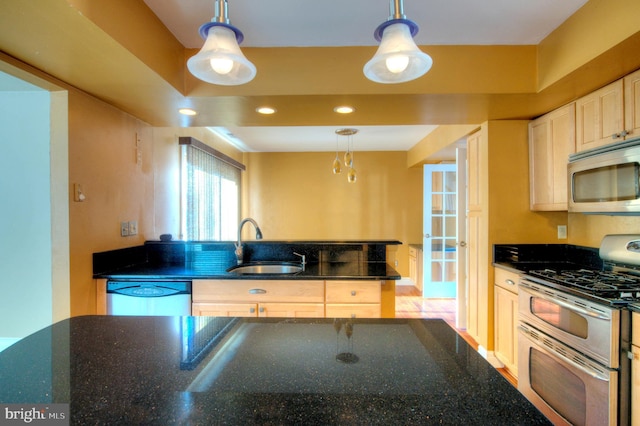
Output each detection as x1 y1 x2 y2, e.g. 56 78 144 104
520 281 610 320
518 324 610 381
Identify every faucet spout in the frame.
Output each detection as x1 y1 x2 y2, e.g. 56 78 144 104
235 218 263 265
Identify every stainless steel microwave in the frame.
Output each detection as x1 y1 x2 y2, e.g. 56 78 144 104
568 137 640 214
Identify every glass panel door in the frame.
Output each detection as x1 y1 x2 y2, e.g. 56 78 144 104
423 164 457 298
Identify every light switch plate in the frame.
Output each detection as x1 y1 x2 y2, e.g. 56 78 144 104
128 220 138 236
557 225 567 239
120 221 129 237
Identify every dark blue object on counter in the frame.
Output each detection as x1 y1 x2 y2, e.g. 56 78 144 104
0 316 551 425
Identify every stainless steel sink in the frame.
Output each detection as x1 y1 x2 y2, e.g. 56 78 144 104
227 262 303 275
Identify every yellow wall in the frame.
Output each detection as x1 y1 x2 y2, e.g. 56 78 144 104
568 214 640 248
242 151 423 277
68 90 244 315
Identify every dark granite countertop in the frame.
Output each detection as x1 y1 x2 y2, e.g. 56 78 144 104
95 261 400 281
493 243 603 273
0 316 550 425
94 240 402 281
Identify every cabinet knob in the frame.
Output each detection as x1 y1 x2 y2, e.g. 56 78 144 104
351 290 356 296
505 279 515 286
259 307 265 313
250 307 255 313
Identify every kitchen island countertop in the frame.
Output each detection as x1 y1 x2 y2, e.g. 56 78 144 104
0 316 551 425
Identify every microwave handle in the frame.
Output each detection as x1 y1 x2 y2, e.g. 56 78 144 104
518 324 610 382
520 280 610 320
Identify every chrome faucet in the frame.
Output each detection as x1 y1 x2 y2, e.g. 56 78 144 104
235 218 263 265
293 252 306 270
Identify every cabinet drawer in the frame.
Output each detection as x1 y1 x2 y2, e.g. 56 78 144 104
494 268 519 294
325 304 381 318
325 281 381 303
193 280 324 303
192 302 258 317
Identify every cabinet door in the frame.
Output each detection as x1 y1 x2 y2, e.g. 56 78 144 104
325 304 381 318
494 285 518 378
192 302 257 317
576 79 624 152
258 303 325 318
624 69 640 140
633 344 640 426
529 103 575 211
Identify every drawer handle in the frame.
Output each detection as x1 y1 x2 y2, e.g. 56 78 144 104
250 307 255 313
249 288 267 294
351 291 356 296
505 279 515 286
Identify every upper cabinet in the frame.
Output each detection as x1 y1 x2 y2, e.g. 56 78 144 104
529 103 575 211
624 69 640 140
576 79 624 152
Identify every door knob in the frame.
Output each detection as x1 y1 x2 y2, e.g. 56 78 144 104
459 241 467 247
424 234 431 238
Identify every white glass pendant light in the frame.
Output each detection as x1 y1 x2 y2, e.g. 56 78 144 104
364 0 432 84
187 0 256 86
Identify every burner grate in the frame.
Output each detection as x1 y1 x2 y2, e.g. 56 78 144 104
527 268 640 300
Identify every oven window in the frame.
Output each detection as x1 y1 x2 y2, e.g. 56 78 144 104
572 162 640 202
530 348 586 426
530 297 588 338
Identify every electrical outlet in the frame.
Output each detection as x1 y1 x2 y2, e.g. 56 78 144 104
128 220 138 236
557 225 567 239
120 221 129 237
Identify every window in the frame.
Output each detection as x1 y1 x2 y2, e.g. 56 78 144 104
179 137 244 240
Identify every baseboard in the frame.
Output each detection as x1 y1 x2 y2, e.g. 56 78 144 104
395 277 415 286
0 337 20 353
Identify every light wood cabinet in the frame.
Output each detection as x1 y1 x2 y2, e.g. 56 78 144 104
325 280 381 318
493 267 519 378
528 103 575 211
576 79 624 152
408 246 423 292
632 312 640 426
192 279 381 318
624 69 640 140
192 280 325 318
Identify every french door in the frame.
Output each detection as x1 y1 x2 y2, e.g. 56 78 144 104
423 164 457 298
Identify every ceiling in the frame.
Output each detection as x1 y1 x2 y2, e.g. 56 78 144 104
142 0 588 152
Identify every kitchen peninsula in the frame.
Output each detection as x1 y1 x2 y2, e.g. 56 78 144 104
0 316 551 425
94 240 403 317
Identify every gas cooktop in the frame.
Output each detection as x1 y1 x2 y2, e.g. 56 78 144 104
526 268 640 303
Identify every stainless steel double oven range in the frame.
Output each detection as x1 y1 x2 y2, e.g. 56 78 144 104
516 235 640 426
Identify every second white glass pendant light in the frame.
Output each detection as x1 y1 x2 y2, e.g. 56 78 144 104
364 0 432 84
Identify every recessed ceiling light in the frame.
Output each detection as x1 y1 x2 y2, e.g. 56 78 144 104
179 108 197 116
256 106 277 115
334 105 355 114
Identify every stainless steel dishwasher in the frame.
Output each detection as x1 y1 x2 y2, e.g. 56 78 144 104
106 280 192 316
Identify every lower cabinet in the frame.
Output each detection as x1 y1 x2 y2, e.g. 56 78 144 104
408 246 423 292
192 279 382 318
192 302 325 318
632 312 640 425
493 267 519 378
